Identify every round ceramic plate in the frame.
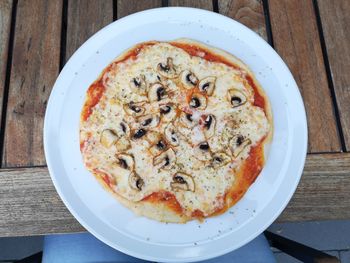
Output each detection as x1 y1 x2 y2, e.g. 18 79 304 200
44 7 307 263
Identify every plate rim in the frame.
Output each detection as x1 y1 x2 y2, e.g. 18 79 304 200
44 6 308 262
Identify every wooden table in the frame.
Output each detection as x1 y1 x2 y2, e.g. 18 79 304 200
0 0 349 237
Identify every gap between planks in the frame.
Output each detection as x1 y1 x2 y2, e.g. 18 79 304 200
0 153 349 237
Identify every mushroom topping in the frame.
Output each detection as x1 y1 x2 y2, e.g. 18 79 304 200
153 148 176 170
116 121 130 137
145 130 162 145
128 172 144 191
170 173 195 192
132 128 147 140
157 57 177 78
180 70 198 88
229 135 252 157
164 123 180 146
123 101 145 116
189 93 207 110
137 114 160 128
148 83 167 102
129 74 147 95
227 89 247 108
149 137 167 155
202 114 216 139
194 142 212 161
159 104 177 122
212 152 231 168
179 112 196 128
116 153 134 170
100 129 118 148
115 136 131 151
198 76 216 95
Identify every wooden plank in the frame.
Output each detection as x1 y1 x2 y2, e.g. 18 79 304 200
0 167 83 237
1 153 350 236
268 0 341 153
3 0 62 167
65 0 113 61
117 0 162 18
317 0 350 151
0 0 12 134
218 0 267 40
168 0 213 10
278 153 350 222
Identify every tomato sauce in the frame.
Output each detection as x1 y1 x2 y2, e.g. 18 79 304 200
82 80 105 121
142 191 183 214
191 209 204 218
170 42 266 112
245 75 266 109
93 169 115 188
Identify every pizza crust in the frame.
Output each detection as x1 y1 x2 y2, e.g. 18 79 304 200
80 39 273 223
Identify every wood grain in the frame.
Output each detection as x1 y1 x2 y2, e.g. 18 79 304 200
117 0 162 18
278 153 350 222
317 0 350 151
3 0 62 167
0 167 83 237
0 0 12 134
168 0 213 10
218 0 267 40
268 0 341 153
0 153 349 236
65 0 113 61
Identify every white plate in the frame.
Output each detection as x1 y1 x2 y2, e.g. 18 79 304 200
44 7 307 263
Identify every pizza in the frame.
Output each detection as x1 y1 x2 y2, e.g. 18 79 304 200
79 39 272 223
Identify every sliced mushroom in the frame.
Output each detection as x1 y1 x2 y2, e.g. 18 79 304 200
212 152 231 168
180 70 198 88
115 121 130 137
145 130 162 145
164 123 180 146
153 148 176 170
149 137 167 155
131 128 147 140
137 114 160 128
170 173 195 192
199 76 216 95
100 129 118 148
229 135 252 157
116 153 134 170
128 172 144 191
194 142 212 161
123 101 145 116
179 112 196 128
159 103 177 122
157 57 177 78
189 93 207 110
148 83 167 102
227 89 247 108
115 136 131 151
129 74 147 95
202 114 216 139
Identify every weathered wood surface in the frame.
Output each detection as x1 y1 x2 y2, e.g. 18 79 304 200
0 0 349 237
268 0 341 153
0 167 83 237
317 0 350 151
0 0 12 135
0 153 349 236
3 0 62 167
278 153 350 222
218 0 267 40
168 0 212 9
117 0 162 18
65 0 114 61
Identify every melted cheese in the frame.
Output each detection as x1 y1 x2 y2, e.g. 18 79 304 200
80 41 270 218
